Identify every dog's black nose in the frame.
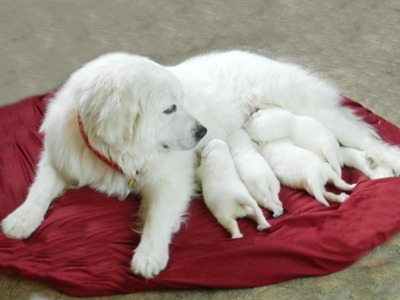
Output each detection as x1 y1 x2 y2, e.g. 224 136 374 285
195 125 207 140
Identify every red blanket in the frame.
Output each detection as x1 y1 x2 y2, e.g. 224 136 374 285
1 93 399 297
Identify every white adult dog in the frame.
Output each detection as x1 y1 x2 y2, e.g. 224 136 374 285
198 139 270 239
2 50 400 278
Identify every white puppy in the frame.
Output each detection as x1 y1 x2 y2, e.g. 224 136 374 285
340 147 394 179
245 107 342 176
261 139 356 206
3 50 400 278
226 128 283 217
198 139 270 238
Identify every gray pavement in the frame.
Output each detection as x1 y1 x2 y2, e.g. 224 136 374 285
0 1 399 299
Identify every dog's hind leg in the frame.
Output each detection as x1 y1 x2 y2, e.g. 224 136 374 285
329 170 356 192
314 107 400 176
218 216 243 239
2 154 67 239
321 143 342 177
242 199 271 230
339 147 392 179
340 147 371 175
323 192 350 203
257 194 284 218
305 176 330 206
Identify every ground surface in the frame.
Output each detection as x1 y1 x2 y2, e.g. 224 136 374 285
0 1 399 299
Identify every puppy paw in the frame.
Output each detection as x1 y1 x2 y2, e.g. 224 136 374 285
230 231 244 239
258 198 283 218
257 222 271 231
271 202 284 218
2 205 44 239
337 192 350 203
131 243 169 279
365 153 378 168
324 192 349 204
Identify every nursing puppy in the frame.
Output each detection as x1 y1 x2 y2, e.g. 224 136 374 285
226 129 283 217
245 107 342 176
3 50 400 278
261 139 356 206
198 139 270 238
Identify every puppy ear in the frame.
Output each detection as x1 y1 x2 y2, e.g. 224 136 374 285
95 90 140 153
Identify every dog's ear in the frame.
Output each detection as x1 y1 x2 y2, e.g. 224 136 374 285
94 90 141 153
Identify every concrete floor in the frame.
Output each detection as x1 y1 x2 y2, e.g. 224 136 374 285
0 0 399 299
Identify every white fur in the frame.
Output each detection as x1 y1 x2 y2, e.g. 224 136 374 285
261 139 356 206
245 107 343 176
2 53 206 279
198 139 270 238
2 50 400 278
340 147 393 179
226 129 283 217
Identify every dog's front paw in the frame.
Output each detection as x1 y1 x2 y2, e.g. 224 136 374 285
2 205 44 239
131 243 169 279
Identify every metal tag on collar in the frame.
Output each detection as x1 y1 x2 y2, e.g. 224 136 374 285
128 178 137 188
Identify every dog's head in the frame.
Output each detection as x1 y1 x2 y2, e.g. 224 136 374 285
73 53 207 169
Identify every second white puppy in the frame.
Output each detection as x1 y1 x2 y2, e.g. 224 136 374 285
261 139 356 206
226 128 283 217
245 107 342 176
198 139 270 239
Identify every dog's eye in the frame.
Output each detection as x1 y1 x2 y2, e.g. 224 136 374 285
163 104 177 114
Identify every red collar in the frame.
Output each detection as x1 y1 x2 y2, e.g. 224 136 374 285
76 110 124 174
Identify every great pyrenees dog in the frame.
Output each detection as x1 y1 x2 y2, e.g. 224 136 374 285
2 50 400 278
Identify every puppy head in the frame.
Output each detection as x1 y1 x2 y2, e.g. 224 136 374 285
74 53 207 158
201 139 229 158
